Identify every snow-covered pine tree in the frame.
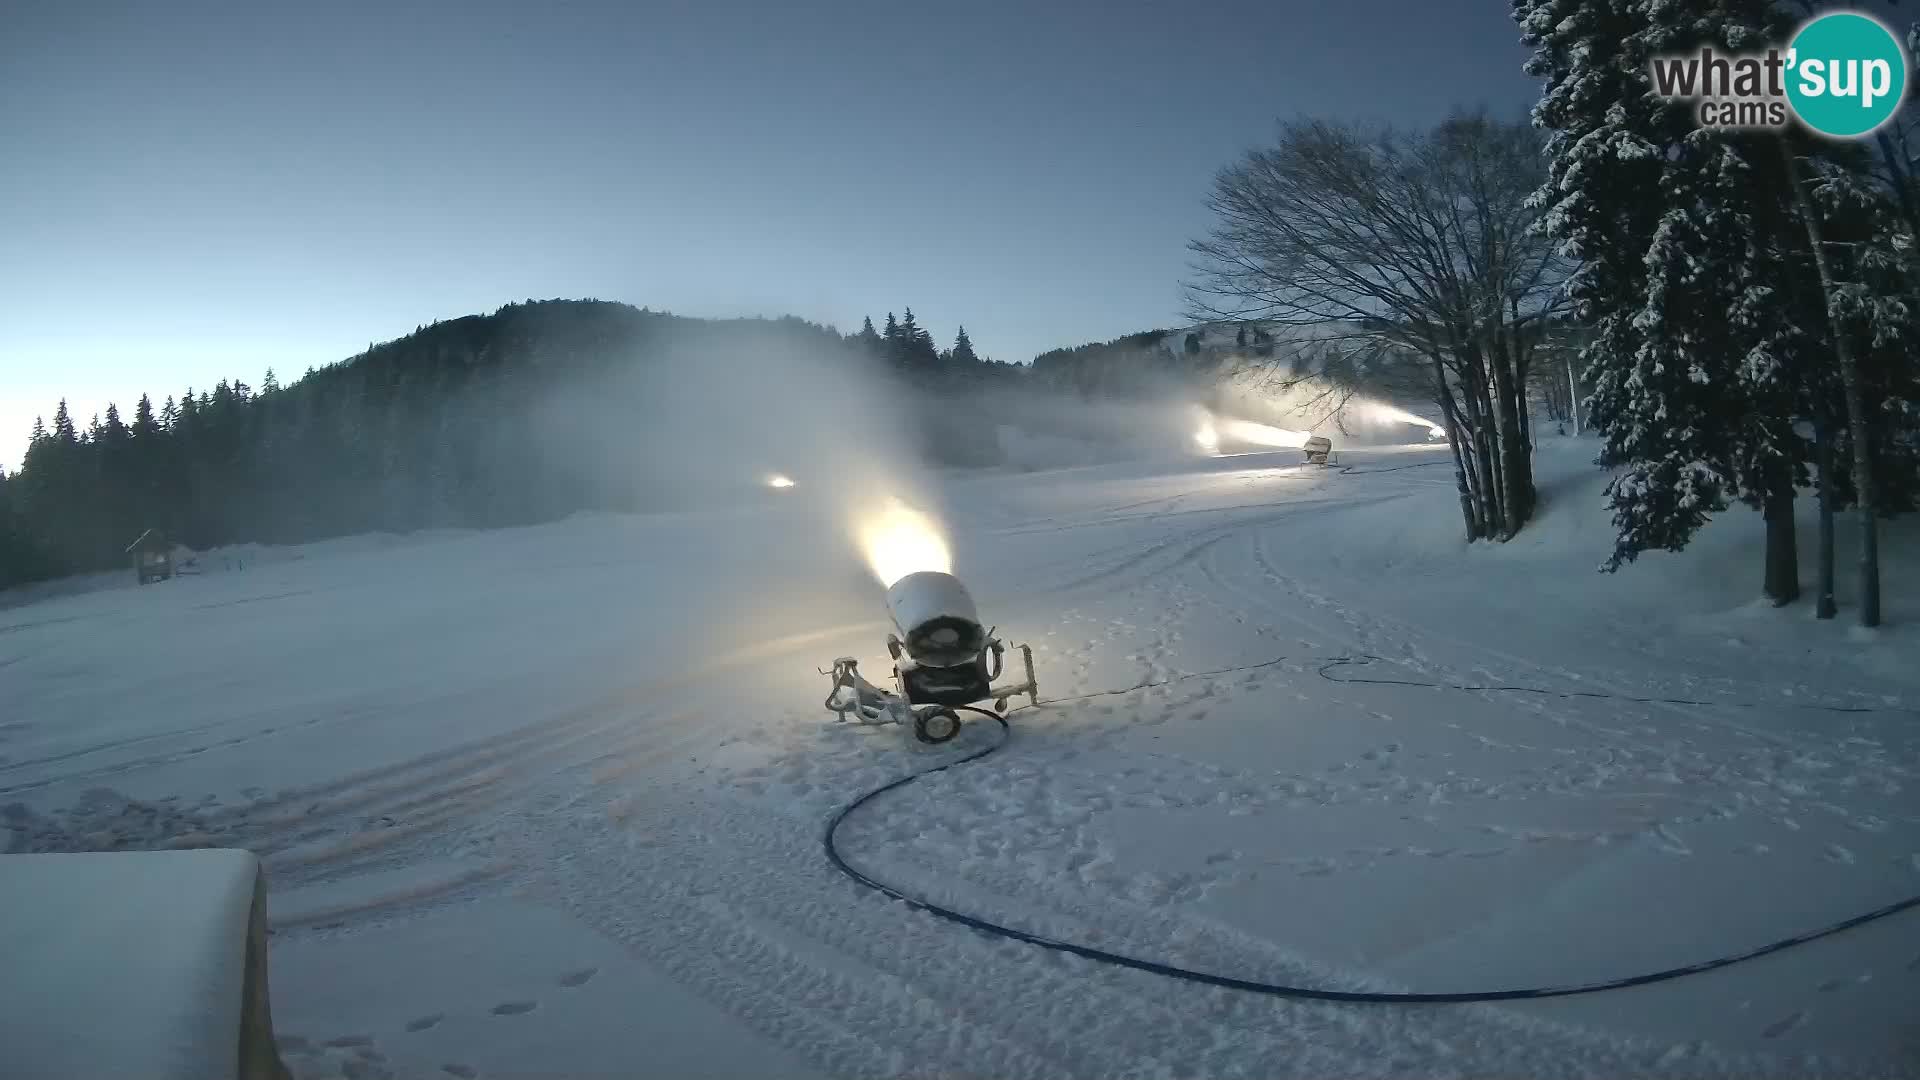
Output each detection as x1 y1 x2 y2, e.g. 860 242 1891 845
1518 0 1810 601
1518 0 1718 567
1661 30 1822 608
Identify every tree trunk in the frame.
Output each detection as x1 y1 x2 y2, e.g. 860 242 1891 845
1432 357 1480 540
1517 379 1533 453
1782 141 1881 627
1567 352 1583 435
1458 411 1490 538
1465 367 1505 538
1815 416 1838 619
1488 338 1534 532
1456 366 1493 529
1763 457 1800 606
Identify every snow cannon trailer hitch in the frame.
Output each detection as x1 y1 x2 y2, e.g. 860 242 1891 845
822 570 1038 744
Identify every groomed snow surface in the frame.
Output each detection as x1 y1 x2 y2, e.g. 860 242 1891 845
3 436 1917 1079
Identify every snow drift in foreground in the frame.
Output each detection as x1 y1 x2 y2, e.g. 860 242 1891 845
2 437 1916 1080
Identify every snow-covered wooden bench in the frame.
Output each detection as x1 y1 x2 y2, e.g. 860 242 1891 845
0 849 291 1080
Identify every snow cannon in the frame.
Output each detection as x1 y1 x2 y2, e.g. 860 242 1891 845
887 570 988 671
1302 435 1334 466
822 570 1038 744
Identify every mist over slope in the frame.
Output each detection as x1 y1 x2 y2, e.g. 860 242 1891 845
4 301 1462 591
3 301 1032 583
1029 321 1450 446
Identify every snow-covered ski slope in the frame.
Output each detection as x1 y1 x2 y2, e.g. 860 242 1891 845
3 437 1917 1079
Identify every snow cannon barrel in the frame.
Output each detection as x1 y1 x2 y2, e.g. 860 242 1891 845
885 570 988 667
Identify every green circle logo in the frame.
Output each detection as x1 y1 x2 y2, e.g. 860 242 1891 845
1786 12 1908 138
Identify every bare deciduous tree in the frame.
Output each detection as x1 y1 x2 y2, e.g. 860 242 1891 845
1186 111 1569 540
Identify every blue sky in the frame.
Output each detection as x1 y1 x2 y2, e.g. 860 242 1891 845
1 0 1538 470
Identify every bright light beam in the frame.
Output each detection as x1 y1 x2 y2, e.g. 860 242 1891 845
857 497 952 588
1195 406 1310 453
1361 401 1447 439
1218 418 1310 449
767 473 796 489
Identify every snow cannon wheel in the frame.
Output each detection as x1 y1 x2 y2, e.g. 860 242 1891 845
914 707 963 745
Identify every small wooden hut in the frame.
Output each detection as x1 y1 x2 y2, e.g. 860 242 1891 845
126 529 173 584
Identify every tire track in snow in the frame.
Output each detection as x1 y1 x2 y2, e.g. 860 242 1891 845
627 737 1826 1080
256 700 752 932
522 815 1068 1080
0 617 889 798
1235 525 1913 842
1243 522 1913 760
745 718 1759 1075
1167 504 1920 1011
255 714 727 896
570 781 1447 1080
1226 520 1865 768
1034 493 1411 597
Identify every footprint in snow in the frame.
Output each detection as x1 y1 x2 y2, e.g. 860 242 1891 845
557 967 598 987
442 1066 478 1079
405 1014 445 1032
1649 826 1691 855
1654 1042 1704 1067
1824 843 1856 865
490 1001 536 1016
1761 1011 1807 1038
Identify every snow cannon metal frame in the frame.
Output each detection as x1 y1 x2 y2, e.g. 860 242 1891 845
1302 435 1335 466
822 570 1038 744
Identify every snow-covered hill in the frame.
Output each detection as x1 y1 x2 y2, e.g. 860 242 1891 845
2 438 1915 1079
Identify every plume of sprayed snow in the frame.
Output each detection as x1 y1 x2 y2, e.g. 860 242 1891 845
511 323 953 652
